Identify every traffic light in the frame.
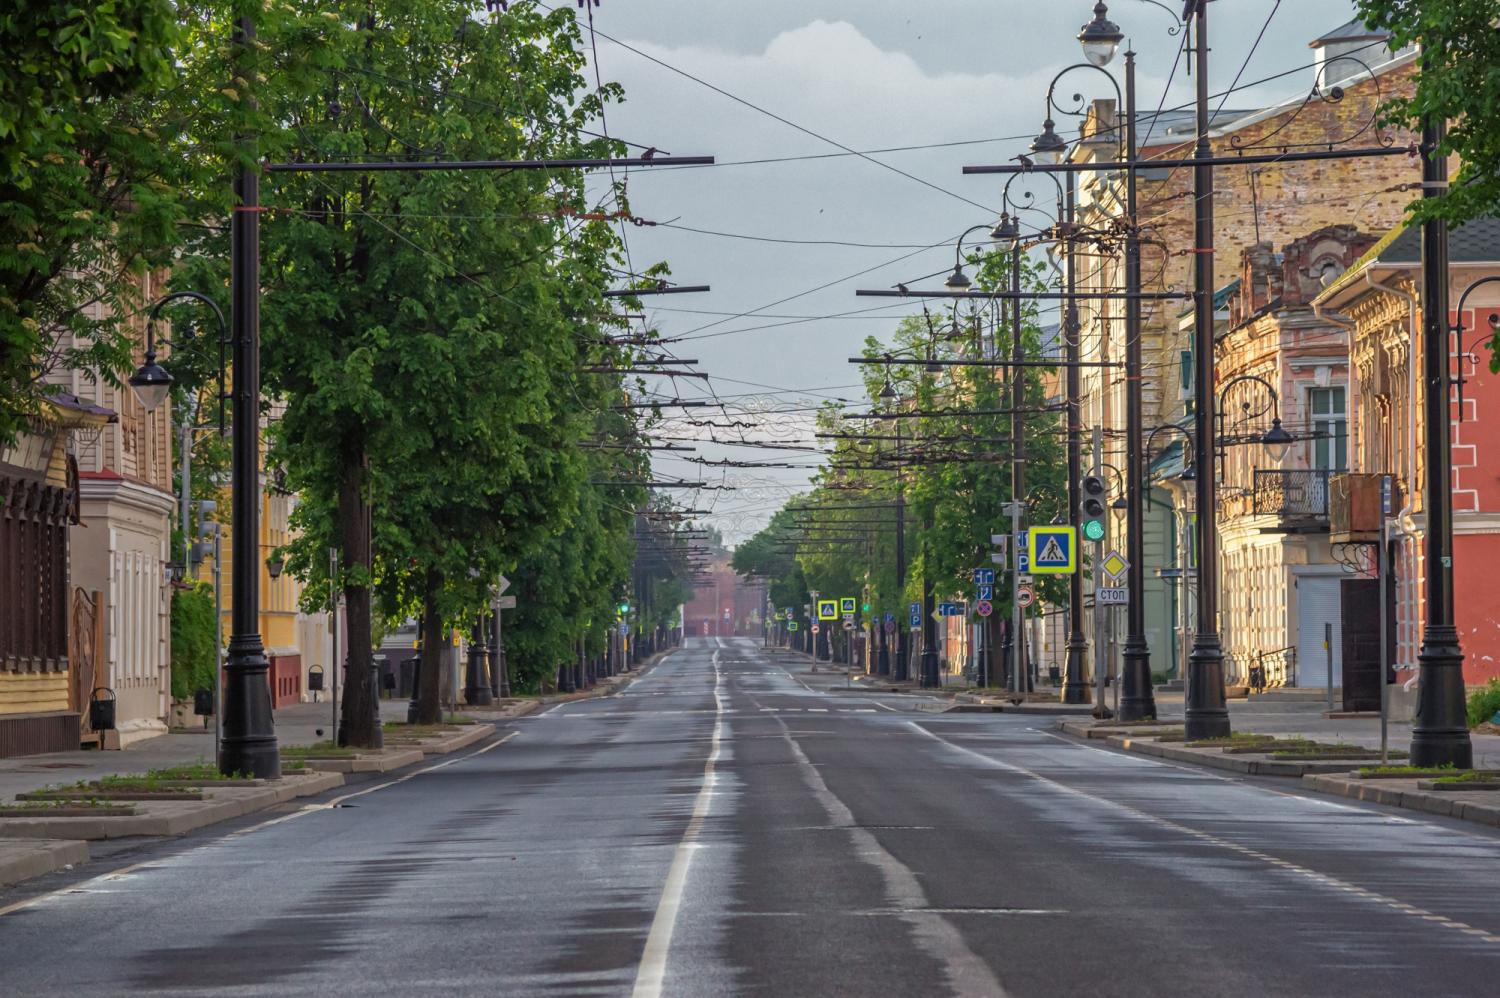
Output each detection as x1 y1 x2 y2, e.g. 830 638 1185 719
190 499 218 570
618 600 630 614
1079 475 1107 542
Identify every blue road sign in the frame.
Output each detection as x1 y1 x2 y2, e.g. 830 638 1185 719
909 601 921 629
977 584 993 601
1016 531 1029 572
1029 525 1078 574
972 567 995 586
884 612 895 623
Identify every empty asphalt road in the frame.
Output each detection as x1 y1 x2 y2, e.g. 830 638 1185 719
2 636 1497 996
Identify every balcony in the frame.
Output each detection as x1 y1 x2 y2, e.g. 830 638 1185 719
1252 469 1333 527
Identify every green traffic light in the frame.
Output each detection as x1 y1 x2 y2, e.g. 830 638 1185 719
861 603 871 613
1082 520 1106 541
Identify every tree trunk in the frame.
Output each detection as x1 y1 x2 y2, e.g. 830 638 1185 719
337 445 380 747
417 567 444 724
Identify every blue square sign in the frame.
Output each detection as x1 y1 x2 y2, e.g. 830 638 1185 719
978 584 993 601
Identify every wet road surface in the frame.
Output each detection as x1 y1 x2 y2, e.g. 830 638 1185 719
1 636 1497 996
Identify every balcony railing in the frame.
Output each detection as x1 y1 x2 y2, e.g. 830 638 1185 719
1252 469 1333 519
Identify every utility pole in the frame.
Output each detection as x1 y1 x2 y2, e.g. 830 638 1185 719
1010 232 1027 695
1009 500 1024 694
220 11 278 778
1062 170 1089 704
1184 0 1230 741
1092 427 1111 718
920 513 940 688
895 421 909 682
1411 104 1474 768
1118 46 1156 721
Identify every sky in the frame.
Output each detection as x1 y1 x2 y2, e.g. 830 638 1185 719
560 0 1368 544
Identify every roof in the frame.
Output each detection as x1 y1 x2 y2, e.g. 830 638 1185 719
43 392 117 427
1177 277 1240 320
1374 216 1500 265
1318 216 1500 302
1309 18 1390 48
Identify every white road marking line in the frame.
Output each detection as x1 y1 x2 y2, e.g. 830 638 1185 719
775 716 1011 996
631 647 726 998
909 722 1496 946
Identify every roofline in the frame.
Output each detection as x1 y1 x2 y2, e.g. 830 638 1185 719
1138 48 1416 156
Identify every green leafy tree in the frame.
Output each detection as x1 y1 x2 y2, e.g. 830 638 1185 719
1355 1 1500 371
1356 1 1500 227
741 247 1066 670
0 2 199 445
232 0 636 731
169 583 217 701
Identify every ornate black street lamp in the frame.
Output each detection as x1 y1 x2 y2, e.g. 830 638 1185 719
1048 0 1159 719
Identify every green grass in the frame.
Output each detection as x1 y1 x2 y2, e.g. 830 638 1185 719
1467 678 1500 729
1356 764 1456 777
1431 770 1500 785
1182 733 1283 748
281 741 358 759
0 798 134 812
139 762 254 782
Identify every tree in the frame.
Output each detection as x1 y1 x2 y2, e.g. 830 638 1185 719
243 0 636 732
0 1 197 444
740 245 1066 673
1356 1 1500 228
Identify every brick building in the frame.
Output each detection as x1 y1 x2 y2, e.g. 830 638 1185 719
1062 22 1420 683
1315 217 1500 690
1214 226 1378 698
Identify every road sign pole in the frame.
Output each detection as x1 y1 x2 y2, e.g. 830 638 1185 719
1009 502 1023 694
1092 427 1112 719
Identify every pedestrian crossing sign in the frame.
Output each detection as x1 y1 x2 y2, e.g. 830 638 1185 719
839 597 856 614
817 600 838 620
1028 526 1077 574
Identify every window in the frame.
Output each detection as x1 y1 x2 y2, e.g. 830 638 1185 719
1309 386 1347 470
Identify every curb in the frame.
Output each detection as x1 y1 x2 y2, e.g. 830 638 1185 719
951 697 1096 716
1302 773 1500 827
0 770 344 842
1056 720 1384 777
299 749 425 774
0 839 89 888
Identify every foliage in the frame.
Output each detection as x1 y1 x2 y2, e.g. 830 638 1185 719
169 582 217 701
1357 1 1500 229
735 246 1067 635
183 0 647 725
1466 678 1500 729
0 2 202 444
0 1 178 172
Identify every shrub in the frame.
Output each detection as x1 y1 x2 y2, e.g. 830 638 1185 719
1466 678 1500 730
170 583 217 701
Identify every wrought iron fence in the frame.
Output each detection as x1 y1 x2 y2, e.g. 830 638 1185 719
1252 469 1333 518
1248 646 1297 693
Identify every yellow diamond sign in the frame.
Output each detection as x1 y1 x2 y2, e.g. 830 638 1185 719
1101 550 1129 583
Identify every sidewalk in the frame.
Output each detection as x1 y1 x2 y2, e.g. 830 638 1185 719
0 701 344 804
1146 691 1500 769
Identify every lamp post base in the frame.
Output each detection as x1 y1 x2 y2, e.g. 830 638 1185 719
1060 636 1091 704
219 636 279 779
1117 638 1157 722
919 649 941 689
1410 626 1474 769
1184 635 1230 741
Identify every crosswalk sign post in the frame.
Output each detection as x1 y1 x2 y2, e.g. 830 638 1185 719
1028 526 1078 574
817 600 838 621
